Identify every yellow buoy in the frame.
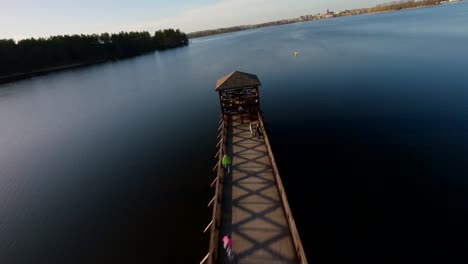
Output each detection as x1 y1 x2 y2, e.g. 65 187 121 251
294 51 299 57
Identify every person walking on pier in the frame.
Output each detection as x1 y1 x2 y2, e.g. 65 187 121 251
256 125 262 139
222 154 232 174
249 122 256 137
222 234 234 262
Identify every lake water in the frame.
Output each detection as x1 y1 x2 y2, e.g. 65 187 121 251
1 2 468 263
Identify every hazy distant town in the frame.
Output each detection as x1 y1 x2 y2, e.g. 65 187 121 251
187 0 462 38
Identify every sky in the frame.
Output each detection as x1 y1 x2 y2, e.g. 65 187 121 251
0 0 390 39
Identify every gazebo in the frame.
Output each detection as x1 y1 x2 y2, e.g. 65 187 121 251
215 71 261 123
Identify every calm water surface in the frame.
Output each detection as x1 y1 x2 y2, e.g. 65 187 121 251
1 3 468 263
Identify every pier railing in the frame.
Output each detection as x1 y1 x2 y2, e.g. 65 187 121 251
201 115 227 264
201 113 307 264
258 112 308 264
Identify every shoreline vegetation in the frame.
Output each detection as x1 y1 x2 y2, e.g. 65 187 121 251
1 0 462 85
187 0 462 39
0 29 188 84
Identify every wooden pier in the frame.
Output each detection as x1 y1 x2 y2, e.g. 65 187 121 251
201 71 307 264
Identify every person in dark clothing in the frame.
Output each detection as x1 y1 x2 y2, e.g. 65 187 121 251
256 125 262 139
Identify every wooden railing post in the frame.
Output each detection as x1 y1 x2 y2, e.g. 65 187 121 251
204 114 228 264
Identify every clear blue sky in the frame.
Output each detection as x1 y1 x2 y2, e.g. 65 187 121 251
1 0 389 39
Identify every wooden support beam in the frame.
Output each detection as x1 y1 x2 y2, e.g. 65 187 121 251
204 220 213 233
212 160 220 172
215 149 222 159
210 176 218 188
208 196 215 208
200 253 210 264
216 138 222 148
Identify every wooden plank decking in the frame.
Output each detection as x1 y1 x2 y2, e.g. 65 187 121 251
202 71 306 264
218 114 300 263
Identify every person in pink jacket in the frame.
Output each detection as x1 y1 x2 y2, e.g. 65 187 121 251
222 234 233 259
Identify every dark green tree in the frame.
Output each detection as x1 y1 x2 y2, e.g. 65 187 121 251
0 28 189 77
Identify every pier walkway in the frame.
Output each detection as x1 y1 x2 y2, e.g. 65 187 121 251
201 71 307 264
221 113 297 263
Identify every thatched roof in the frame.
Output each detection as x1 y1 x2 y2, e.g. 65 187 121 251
215 71 261 91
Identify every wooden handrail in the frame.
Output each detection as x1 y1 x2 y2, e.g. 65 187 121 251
258 112 308 264
207 112 307 263
205 115 227 264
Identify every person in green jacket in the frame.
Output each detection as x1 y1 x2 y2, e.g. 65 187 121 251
222 154 232 174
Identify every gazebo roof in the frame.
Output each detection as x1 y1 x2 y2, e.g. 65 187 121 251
215 71 261 91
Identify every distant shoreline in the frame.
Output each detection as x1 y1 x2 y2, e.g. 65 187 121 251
188 0 463 39
0 29 189 85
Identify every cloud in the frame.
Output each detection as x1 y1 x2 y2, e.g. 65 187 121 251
118 0 298 33
131 0 393 34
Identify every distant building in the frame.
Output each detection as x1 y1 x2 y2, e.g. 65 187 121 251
324 9 335 18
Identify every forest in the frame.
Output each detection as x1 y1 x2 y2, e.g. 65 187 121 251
0 29 188 77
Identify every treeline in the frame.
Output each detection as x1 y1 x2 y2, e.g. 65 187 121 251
335 0 445 18
0 29 188 77
368 0 441 12
187 26 250 39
